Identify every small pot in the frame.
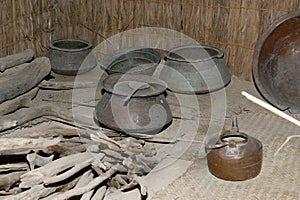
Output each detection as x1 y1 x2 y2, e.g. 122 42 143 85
47 39 96 76
205 118 263 181
94 74 172 134
159 45 231 94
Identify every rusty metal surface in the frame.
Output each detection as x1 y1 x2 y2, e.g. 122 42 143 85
206 131 263 181
46 39 96 76
253 10 300 113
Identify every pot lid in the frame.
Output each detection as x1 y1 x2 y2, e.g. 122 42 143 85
103 74 167 97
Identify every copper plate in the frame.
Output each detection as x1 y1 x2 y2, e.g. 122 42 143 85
253 10 300 113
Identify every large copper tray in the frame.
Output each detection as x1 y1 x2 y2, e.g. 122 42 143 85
253 10 300 113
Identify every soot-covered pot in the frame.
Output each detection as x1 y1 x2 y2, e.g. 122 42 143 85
94 74 172 134
205 119 263 181
47 39 96 75
159 45 231 94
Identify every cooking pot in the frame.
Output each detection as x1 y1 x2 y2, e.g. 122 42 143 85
205 118 263 181
94 74 172 134
159 45 231 94
100 46 161 75
46 38 96 75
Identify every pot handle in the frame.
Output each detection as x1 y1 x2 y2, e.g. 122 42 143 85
123 82 150 106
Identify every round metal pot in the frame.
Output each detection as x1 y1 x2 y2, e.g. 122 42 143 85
253 10 300 113
94 74 172 134
159 45 231 94
206 131 263 181
47 39 96 76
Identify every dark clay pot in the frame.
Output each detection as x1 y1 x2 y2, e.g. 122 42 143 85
94 74 172 134
47 39 96 76
159 45 231 94
206 130 263 181
100 47 161 76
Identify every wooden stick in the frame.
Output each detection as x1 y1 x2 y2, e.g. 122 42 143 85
0 102 91 132
241 91 300 128
0 171 26 191
0 49 34 72
2 184 58 200
0 87 38 115
4 128 80 138
49 164 121 200
39 80 96 90
41 98 95 107
19 152 100 188
0 57 51 104
43 158 94 185
274 135 300 155
0 137 60 151
0 163 28 172
91 186 106 200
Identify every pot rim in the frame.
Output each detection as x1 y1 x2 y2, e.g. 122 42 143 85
252 10 300 111
100 47 161 71
49 38 92 52
165 44 224 63
103 74 168 97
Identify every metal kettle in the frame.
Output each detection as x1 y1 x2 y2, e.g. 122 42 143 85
205 117 263 181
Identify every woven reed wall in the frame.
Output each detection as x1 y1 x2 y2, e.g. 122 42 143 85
1 0 300 80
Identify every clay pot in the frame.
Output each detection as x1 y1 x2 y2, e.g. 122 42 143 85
205 120 263 181
94 74 172 134
159 45 231 94
47 39 96 76
100 47 161 75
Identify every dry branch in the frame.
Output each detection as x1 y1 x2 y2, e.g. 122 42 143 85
0 87 38 116
39 80 97 90
0 163 28 172
0 171 26 191
0 137 60 152
275 135 300 156
2 184 58 200
0 57 51 103
50 164 121 200
0 102 90 132
4 128 80 139
91 186 107 200
20 152 104 188
26 153 54 170
43 158 94 185
0 49 34 72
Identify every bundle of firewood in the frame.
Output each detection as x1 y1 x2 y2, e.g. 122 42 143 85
0 49 49 114
0 128 159 199
0 49 52 131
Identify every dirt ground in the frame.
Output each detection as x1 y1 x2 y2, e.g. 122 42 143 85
3 64 299 199
151 78 300 200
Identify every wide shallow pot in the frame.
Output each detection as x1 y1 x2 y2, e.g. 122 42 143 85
100 46 161 75
159 45 231 94
205 129 263 181
94 74 172 134
253 10 300 113
47 39 96 75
